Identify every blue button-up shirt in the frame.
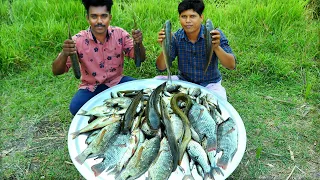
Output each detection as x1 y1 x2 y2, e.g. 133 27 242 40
168 25 235 86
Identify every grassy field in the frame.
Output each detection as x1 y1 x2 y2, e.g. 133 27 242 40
1 0 319 179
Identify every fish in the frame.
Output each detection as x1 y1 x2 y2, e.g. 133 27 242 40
147 137 173 180
70 115 121 139
188 103 222 176
122 90 143 133
115 136 160 180
103 97 132 109
170 93 192 163
165 84 181 93
204 19 214 73
170 114 184 143
141 117 159 137
162 20 172 82
160 98 179 171
85 129 101 145
77 104 127 117
187 140 213 179
133 14 143 67
145 82 166 130
178 152 193 179
91 133 131 176
217 117 238 170
68 23 81 79
114 128 141 173
74 121 120 165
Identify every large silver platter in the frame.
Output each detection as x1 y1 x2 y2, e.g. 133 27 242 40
68 79 246 180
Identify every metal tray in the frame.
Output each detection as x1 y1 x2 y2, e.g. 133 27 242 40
68 79 246 180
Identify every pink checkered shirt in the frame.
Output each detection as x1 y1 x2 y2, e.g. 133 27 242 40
64 26 134 92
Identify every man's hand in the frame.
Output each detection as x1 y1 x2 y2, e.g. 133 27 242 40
62 39 77 56
132 29 143 44
157 28 165 46
210 29 221 50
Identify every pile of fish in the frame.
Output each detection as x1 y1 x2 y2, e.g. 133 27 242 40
71 82 238 180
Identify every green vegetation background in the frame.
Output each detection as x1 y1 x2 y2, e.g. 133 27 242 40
1 0 319 179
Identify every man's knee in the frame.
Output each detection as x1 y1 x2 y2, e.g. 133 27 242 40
69 102 80 116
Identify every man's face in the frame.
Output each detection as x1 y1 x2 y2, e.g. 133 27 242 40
86 6 112 36
179 9 203 35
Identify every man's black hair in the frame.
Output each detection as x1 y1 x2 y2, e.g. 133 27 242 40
82 0 113 14
178 0 205 16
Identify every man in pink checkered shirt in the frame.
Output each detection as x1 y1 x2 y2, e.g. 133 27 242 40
52 0 145 115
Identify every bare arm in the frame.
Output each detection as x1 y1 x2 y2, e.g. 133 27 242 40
211 30 236 70
52 39 76 75
155 29 167 71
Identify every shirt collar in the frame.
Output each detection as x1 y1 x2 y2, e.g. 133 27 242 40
87 26 111 43
182 24 205 42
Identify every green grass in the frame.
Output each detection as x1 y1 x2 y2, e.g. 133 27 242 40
1 0 319 179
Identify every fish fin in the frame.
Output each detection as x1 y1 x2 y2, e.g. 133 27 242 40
97 129 107 146
210 166 224 177
77 109 87 115
134 146 144 166
206 136 217 153
224 127 236 136
70 131 80 139
88 153 104 160
75 148 91 165
91 162 106 177
216 101 222 115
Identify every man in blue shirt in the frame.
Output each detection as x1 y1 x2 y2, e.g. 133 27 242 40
155 0 236 100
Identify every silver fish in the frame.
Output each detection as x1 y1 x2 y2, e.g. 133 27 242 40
103 97 132 109
187 140 212 179
77 105 126 117
170 114 184 143
217 117 238 170
147 137 173 180
70 115 121 139
188 103 222 175
160 98 179 171
74 121 120 165
114 128 141 173
115 136 160 180
91 134 131 176
85 129 101 145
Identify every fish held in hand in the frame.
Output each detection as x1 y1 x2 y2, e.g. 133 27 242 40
68 23 81 79
162 20 172 82
204 19 214 74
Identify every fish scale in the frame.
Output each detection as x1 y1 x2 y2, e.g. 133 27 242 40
217 117 238 170
115 136 160 180
147 137 173 180
188 103 222 176
91 134 131 176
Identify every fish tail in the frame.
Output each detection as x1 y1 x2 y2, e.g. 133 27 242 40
70 131 80 139
210 166 224 177
91 162 106 177
75 148 91 165
77 109 87 115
